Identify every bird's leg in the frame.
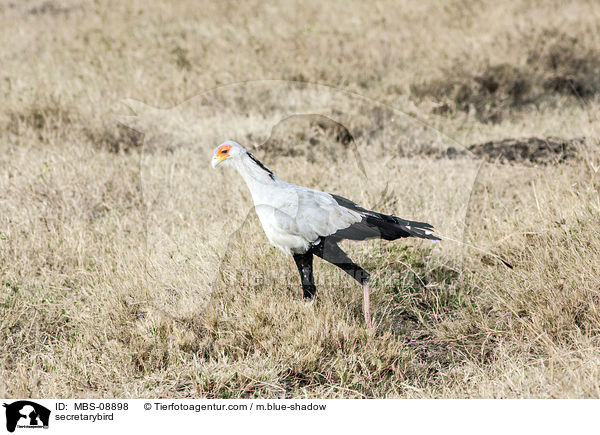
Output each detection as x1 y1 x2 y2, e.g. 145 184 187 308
293 252 316 299
312 239 370 285
363 281 371 327
312 239 371 325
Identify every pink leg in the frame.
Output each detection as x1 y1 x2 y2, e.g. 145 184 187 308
363 282 371 326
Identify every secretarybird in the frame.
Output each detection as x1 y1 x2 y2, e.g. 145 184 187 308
211 140 440 325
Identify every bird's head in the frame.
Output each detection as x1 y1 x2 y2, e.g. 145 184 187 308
211 140 246 168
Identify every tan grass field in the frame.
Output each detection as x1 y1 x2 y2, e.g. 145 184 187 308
1 0 600 398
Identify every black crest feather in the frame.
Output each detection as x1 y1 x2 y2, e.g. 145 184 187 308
247 152 275 180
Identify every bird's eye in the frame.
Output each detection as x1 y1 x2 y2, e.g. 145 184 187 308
220 149 228 154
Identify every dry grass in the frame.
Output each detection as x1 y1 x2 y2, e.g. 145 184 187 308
1 0 600 398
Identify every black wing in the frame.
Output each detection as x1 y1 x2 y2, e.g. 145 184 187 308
329 194 440 241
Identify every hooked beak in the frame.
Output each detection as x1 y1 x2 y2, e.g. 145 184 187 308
211 154 226 168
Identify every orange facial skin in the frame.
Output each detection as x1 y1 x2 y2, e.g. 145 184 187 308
213 143 232 165
217 144 232 156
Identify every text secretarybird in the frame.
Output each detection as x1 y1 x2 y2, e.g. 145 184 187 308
211 141 440 325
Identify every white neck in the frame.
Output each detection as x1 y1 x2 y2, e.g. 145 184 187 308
231 153 279 204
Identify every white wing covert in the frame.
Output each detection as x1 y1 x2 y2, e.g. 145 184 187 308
270 186 362 243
